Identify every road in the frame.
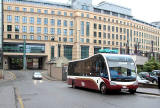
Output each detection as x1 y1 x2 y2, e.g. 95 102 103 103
0 70 160 108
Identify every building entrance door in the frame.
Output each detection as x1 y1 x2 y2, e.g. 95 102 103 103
9 57 23 69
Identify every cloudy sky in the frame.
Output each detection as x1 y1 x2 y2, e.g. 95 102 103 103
44 0 160 23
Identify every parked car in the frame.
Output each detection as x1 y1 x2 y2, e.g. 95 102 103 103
32 72 42 80
149 70 160 84
138 72 150 79
137 75 150 84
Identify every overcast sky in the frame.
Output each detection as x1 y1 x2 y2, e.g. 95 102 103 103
45 0 160 23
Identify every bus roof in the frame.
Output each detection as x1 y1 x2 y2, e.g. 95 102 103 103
69 53 132 63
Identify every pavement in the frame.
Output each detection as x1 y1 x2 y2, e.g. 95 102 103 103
42 71 56 81
0 86 16 108
0 71 16 82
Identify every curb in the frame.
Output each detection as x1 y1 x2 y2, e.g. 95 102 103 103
136 91 160 96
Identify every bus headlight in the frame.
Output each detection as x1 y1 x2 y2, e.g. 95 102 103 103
110 82 117 85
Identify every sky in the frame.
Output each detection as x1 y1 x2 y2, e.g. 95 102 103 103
44 0 160 23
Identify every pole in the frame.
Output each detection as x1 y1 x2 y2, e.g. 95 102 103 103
79 30 80 59
23 39 26 70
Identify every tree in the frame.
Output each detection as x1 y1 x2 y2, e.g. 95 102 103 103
143 57 160 72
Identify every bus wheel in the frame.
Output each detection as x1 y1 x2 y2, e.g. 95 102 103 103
100 83 107 94
72 80 76 88
129 89 136 94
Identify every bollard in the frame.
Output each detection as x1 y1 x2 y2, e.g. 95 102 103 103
158 76 160 89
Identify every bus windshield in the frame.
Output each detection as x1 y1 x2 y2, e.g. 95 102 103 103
106 55 136 82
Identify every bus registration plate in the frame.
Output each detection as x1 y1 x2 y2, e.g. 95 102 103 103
121 88 129 92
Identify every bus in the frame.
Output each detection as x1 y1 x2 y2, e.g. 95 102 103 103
67 53 138 94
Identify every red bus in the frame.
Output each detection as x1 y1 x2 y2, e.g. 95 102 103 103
67 53 138 94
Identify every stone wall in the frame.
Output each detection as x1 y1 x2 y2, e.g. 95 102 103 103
48 64 62 80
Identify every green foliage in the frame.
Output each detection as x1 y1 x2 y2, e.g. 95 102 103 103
143 57 160 72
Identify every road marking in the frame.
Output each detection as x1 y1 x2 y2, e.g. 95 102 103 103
8 72 16 80
15 87 24 108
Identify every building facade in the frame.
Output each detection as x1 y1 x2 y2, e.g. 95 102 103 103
2 0 160 69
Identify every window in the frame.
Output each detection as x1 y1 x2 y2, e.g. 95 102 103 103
120 35 122 40
37 36 41 40
50 19 55 25
99 24 101 30
81 13 84 17
99 40 101 44
99 32 101 37
81 46 89 59
108 33 110 39
70 21 73 27
7 15 12 22
44 18 48 25
99 17 101 20
86 14 89 18
30 17 34 24
22 35 27 39
116 42 119 46
112 26 114 32
108 41 110 45
69 29 73 36
51 36 55 41
23 8 27 12
7 34 11 39
112 41 114 45
51 46 54 59
22 16 27 23
103 33 106 38
7 6 12 10
37 9 41 13
94 16 97 19
70 13 73 17
58 11 61 15
37 27 41 33
64 20 67 27
7 25 12 31
86 22 90 36
94 23 97 29
22 26 27 32
94 32 97 37
30 35 34 40
80 38 84 43
44 10 48 14
58 37 61 42
63 37 67 42
103 25 106 30
30 26 34 33
116 27 118 32
64 45 72 60
57 20 61 26
81 21 84 36
116 34 118 39
15 7 19 11
50 28 55 34
45 36 48 40
44 27 48 34
64 29 67 36
15 16 20 23
94 40 97 43
15 25 19 32
15 35 19 39
112 34 114 39
57 28 61 35
30 8 34 12
69 38 73 42
37 18 41 24
108 25 110 31
64 12 67 16
51 11 55 14
86 39 90 43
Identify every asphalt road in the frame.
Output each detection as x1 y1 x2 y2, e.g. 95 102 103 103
0 70 160 108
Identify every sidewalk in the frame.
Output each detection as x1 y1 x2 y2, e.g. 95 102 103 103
137 87 160 96
42 71 57 81
0 86 16 108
